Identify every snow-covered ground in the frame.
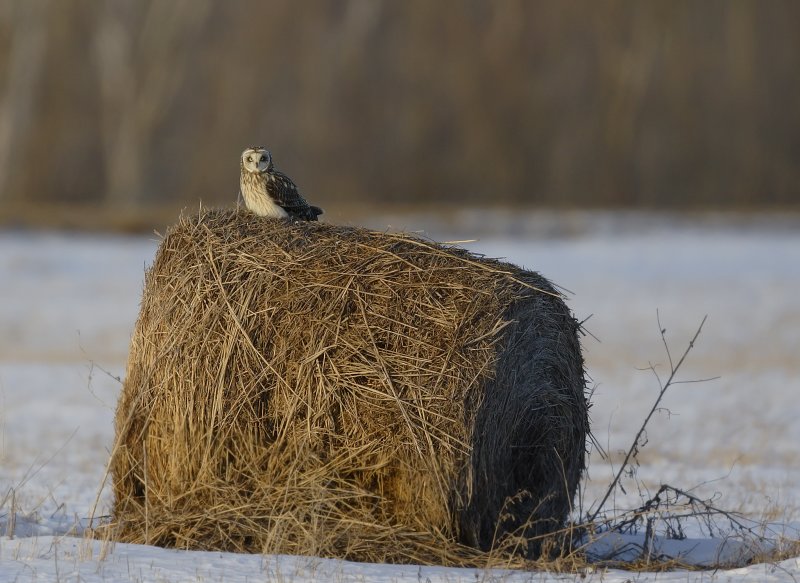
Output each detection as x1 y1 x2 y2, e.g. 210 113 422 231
1 212 799 581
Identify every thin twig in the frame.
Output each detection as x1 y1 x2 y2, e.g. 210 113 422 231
588 315 708 522
656 309 674 373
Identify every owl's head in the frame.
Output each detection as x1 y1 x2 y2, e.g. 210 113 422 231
241 147 272 173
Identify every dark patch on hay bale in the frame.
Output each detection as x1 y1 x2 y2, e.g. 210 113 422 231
110 208 589 565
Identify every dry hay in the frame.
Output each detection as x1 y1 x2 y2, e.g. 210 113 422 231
109 208 589 566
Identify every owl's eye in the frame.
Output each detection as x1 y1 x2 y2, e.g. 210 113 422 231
259 155 267 162
246 156 252 162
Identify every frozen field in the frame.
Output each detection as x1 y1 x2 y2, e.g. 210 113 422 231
1 212 799 581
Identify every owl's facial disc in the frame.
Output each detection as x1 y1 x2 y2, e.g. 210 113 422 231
256 151 270 172
242 147 270 173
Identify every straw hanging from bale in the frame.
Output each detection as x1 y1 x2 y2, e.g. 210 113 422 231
110 208 589 565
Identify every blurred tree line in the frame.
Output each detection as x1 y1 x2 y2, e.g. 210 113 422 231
1 0 798 226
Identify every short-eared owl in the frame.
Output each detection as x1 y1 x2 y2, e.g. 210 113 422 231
239 147 323 221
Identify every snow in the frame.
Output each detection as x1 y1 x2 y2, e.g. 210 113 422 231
1 214 799 582
1 536 799 582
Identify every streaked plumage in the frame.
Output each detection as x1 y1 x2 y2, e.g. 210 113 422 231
239 147 323 221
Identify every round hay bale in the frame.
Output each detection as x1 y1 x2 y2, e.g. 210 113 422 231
110 208 589 565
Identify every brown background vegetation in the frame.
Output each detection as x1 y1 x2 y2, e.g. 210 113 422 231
1 1 799 229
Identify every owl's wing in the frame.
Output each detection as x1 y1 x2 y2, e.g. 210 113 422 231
267 172 310 213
